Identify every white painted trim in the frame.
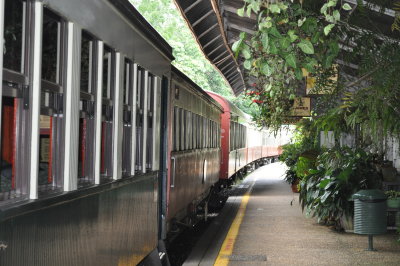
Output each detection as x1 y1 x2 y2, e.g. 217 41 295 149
63 22 79 191
94 41 104 184
152 76 161 171
130 63 138 175
142 70 148 174
29 2 43 199
112 53 123 180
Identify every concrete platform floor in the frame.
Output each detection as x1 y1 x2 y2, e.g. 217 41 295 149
185 162 400 266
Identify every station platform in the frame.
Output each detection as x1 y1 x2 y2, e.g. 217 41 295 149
184 162 400 266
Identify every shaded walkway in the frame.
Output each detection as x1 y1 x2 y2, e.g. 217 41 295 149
185 162 400 265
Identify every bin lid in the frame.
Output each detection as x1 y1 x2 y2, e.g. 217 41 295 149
352 189 387 200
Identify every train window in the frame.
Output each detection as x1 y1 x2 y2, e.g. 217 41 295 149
78 31 96 186
146 73 154 170
191 112 196 149
195 114 199 149
180 109 186 151
1 97 17 200
42 8 62 84
217 122 219 147
212 121 214 148
187 111 191 150
230 122 235 151
173 106 179 151
229 122 232 151
122 59 134 177
38 8 65 193
3 0 24 73
203 116 206 148
135 67 144 171
100 45 114 179
1 0 29 201
80 31 93 94
204 118 208 148
197 115 202 149
212 121 215 148
217 124 221 147
209 120 212 148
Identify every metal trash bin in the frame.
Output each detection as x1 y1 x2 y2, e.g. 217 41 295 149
352 189 387 251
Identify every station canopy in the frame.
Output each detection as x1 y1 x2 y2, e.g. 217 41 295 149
174 0 400 96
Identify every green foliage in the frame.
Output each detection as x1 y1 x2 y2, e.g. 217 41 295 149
279 118 319 184
299 147 382 228
394 2 400 31
129 0 257 115
385 190 400 199
233 1 346 132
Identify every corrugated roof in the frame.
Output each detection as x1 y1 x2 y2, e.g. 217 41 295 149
174 0 399 96
174 0 246 96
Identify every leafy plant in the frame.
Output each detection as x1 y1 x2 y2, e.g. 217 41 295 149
299 147 382 229
280 118 320 184
232 0 351 131
283 169 298 185
385 190 400 199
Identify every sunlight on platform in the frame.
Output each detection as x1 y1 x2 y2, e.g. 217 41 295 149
245 162 288 183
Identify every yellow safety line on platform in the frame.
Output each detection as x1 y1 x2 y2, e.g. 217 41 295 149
214 181 255 266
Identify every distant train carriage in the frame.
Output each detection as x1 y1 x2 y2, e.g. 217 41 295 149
166 67 222 232
207 91 284 185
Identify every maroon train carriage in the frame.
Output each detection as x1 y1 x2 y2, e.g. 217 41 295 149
207 91 284 186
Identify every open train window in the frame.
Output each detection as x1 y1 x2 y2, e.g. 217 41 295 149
205 118 207 148
3 0 24 73
38 7 65 194
211 121 214 148
173 106 179 151
3 0 27 103
180 108 185 151
192 113 197 149
135 66 146 172
78 31 96 186
1 0 30 202
146 73 154 170
230 122 234 151
100 45 115 180
1 97 17 201
199 115 203 149
186 111 191 150
122 59 134 177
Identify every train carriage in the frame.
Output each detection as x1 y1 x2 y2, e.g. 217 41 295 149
207 91 285 185
166 66 222 232
0 1 288 265
0 0 172 265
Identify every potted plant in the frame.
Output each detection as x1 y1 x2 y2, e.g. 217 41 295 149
284 169 300 193
385 190 400 209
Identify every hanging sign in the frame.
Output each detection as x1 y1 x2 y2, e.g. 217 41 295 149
290 97 311 117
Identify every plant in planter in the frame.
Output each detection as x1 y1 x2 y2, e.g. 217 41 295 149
385 190 400 209
299 147 382 230
280 118 320 192
284 169 300 192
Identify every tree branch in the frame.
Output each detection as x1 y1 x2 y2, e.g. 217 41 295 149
344 64 384 88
